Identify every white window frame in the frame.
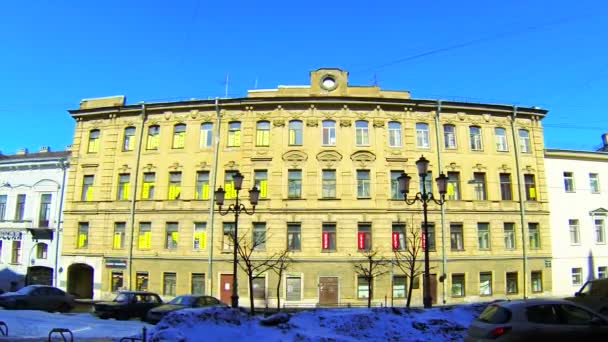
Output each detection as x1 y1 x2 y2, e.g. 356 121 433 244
388 121 402 147
355 121 369 146
416 123 430 149
494 127 508 152
322 120 336 146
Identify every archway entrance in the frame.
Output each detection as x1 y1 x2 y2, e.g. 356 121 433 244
26 266 53 286
67 263 94 299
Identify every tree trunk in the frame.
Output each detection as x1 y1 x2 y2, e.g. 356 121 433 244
368 278 373 308
249 274 255 315
276 272 282 311
406 271 415 308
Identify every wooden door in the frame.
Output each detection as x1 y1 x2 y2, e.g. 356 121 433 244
319 277 339 306
430 274 438 305
220 274 233 305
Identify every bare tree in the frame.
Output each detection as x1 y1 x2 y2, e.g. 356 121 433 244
270 249 292 311
393 222 425 308
353 249 390 308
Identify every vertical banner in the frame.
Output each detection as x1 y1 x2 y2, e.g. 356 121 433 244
322 232 329 249
392 232 400 250
421 233 426 250
358 233 365 250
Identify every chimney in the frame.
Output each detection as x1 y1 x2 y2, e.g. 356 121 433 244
16 148 28 155
39 146 51 153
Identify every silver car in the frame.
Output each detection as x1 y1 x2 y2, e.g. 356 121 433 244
465 298 608 341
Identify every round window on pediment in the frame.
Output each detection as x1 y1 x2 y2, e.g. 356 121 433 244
320 75 338 91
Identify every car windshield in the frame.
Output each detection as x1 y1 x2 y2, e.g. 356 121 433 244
477 304 512 324
15 286 35 295
578 281 592 295
169 296 196 305
114 293 130 302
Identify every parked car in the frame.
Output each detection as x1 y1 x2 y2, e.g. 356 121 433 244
0 285 74 312
145 295 226 324
566 278 608 315
465 298 608 341
94 291 163 320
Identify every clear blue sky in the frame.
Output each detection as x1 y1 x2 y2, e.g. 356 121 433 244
1 1 606 154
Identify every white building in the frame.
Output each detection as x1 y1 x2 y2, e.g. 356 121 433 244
0 148 69 292
545 138 608 298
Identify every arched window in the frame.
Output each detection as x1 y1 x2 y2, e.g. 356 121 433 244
495 127 508 151
36 243 48 259
88 129 100 153
289 120 303 146
228 122 241 147
519 129 531 153
388 121 402 147
256 121 270 146
172 124 186 149
200 123 213 148
416 123 429 148
355 121 369 146
469 126 483 151
322 120 336 146
443 124 456 149
146 125 160 150
123 127 136 151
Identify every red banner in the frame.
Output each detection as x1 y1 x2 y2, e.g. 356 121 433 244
392 232 400 250
358 233 365 250
322 232 329 249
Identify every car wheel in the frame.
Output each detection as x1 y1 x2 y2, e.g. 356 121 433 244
14 301 25 310
58 304 71 313
117 312 130 321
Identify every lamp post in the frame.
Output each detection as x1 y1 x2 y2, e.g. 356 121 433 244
214 171 260 309
398 156 448 309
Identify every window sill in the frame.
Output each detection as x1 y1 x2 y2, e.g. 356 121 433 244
319 198 340 201
450 249 465 252
321 250 336 253
357 197 372 200
284 198 305 200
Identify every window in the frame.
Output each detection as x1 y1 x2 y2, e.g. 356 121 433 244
564 172 575 192
518 129 531 153
117 174 130 200
88 129 100 153
78 222 89 248
494 127 508 151
480 272 492 296
450 223 464 251
572 267 583 285
392 224 406 251
38 194 52 227
163 272 176 296
529 223 540 249
224 170 239 199
200 123 213 148
111 271 124 292
388 121 402 147
253 223 266 250
191 273 205 295
391 171 405 200
113 222 126 249
288 170 302 199
168 172 182 200
358 223 372 251
141 172 155 200
123 127 136 151
393 275 406 298
322 223 336 251
355 120 369 146
524 174 537 201
0 195 6 220
11 241 21 264
412 276 420 289
252 276 266 300
172 124 186 149
288 120 303 146
451 274 465 297
82 175 94 201
420 171 432 194
447 172 460 200
195 171 210 200
15 194 26 221
426 223 436 251
146 125 160 150
287 223 301 251
223 222 235 251
256 121 270 146
322 170 336 198
569 219 580 244
286 276 302 301
165 222 178 249
443 124 457 149
357 276 370 299
473 172 487 200
254 170 268 199
590 173 600 193
357 170 371 198
138 222 152 249
227 121 241 147
193 222 206 250
598 266 607 279
136 272 149 291
469 126 483 151
595 219 605 244
416 123 430 148
322 120 336 146
506 272 518 294
504 223 515 249
499 173 512 201
36 243 48 259
478 223 490 250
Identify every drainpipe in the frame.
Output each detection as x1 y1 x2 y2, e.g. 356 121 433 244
207 98 222 296
510 106 528 299
433 100 447 305
53 158 68 287
127 103 147 290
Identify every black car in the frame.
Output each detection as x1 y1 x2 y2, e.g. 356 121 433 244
0 285 74 312
145 295 226 324
94 291 163 320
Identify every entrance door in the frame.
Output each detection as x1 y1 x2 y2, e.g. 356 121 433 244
319 277 339 306
430 274 438 305
220 274 233 305
26 266 53 286
67 263 94 299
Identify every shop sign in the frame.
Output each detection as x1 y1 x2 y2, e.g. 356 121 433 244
0 230 22 241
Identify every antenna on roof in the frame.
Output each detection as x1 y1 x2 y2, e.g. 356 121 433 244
225 73 229 98
254 77 258 89
372 73 378 87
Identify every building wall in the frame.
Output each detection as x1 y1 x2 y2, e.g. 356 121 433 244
62 69 551 304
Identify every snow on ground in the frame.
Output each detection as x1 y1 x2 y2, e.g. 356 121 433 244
0 303 488 341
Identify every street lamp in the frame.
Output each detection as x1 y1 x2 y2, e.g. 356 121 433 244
398 156 448 309
214 171 260 309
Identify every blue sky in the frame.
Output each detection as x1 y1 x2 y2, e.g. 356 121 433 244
1 1 606 154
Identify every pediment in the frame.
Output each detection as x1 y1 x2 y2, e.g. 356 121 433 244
590 208 608 216
350 151 376 163
316 151 343 162
282 150 308 162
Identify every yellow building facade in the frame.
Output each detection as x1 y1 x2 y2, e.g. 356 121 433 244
60 69 551 306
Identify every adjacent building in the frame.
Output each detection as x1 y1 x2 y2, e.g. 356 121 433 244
0 148 69 291
61 69 551 306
